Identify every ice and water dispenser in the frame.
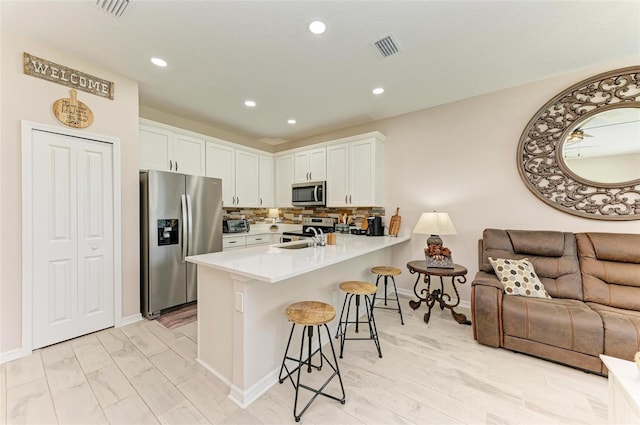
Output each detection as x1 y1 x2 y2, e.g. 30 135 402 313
157 219 179 245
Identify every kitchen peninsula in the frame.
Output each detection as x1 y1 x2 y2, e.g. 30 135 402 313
186 233 410 408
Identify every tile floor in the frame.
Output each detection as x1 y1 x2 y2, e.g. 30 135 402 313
1 298 609 424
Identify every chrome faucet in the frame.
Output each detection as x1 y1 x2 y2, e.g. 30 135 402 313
305 227 325 247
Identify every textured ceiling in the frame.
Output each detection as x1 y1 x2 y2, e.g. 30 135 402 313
2 1 639 143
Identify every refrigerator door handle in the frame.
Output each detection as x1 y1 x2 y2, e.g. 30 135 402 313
181 194 188 263
186 194 193 256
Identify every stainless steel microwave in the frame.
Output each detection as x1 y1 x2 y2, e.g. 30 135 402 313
292 181 326 207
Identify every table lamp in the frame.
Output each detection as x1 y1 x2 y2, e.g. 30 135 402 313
268 208 280 231
413 211 457 268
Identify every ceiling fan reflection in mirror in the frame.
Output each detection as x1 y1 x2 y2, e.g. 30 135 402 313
565 128 593 143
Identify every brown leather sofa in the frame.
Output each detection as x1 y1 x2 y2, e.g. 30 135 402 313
471 229 640 374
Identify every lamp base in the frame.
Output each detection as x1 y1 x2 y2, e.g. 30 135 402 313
426 234 443 246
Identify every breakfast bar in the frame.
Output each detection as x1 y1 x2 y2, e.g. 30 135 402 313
186 233 409 408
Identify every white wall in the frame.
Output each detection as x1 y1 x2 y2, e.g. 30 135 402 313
283 58 640 302
0 31 140 354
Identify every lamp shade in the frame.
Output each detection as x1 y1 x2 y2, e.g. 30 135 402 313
268 208 280 218
412 212 457 236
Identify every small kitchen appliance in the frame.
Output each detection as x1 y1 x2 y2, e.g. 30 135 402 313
366 216 385 236
223 218 250 233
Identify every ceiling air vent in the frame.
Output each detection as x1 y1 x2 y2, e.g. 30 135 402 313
95 0 130 17
374 35 400 58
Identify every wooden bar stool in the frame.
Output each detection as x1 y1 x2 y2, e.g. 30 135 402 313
371 266 404 325
335 281 382 358
278 301 346 422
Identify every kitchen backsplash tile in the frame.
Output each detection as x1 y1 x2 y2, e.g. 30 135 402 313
223 206 385 227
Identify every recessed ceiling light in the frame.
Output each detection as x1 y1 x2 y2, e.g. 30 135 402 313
287 119 297 125
309 20 326 35
150 57 167 67
372 87 384 95
244 100 256 107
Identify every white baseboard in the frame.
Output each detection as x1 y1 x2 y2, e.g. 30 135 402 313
199 322 341 409
195 358 233 388
2 313 144 365
229 369 279 409
118 313 143 327
0 348 24 365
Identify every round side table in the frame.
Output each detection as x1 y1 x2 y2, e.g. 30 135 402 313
406 261 470 325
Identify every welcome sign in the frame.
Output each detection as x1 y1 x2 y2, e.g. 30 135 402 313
23 52 114 100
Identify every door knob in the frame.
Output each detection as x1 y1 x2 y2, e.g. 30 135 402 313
91 245 98 250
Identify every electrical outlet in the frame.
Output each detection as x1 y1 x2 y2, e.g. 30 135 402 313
235 292 244 313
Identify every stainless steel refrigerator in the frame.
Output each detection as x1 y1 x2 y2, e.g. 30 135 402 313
140 170 222 319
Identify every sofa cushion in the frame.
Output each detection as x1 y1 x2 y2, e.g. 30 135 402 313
488 257 550 299
502 296 603 356
587 303 640 361
577 233 640 310
481 229 583 300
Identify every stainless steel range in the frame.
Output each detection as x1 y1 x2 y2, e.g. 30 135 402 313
281 217 335 242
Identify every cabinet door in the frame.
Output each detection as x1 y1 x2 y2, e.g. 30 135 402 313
235 149 260 207
350 138 382 206
293 148 326 182
139 125 172 171
206 141 235 207
223 236 246 251
173 134 205 176
275 154 294 207
326 143 349 207
308 147 326 181
259 154 274 207
293 151 310 183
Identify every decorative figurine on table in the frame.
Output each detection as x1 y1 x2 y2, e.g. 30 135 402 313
425 244 453 268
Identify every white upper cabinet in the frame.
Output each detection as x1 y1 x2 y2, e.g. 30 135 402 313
205 139 266 208
275 154 294 207
139 125 172 172
326 143 350 206
140 119 384 210
234 149 260 207
172 134 206 176
139 120 205 176
205 141 235 206
294 147 326 183
259 154 274 207
326 133 384 207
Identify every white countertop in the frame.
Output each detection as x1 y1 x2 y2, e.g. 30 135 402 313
187 233 411 283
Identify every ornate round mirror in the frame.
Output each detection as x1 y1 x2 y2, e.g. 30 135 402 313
559 106 640 185
517 66 640 220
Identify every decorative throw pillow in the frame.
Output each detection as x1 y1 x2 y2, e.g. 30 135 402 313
488 257 551 299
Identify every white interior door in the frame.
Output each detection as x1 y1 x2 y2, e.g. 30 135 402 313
31 129 114 349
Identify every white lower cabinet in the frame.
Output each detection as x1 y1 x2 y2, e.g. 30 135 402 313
223 235 246 250
223 233 278 251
